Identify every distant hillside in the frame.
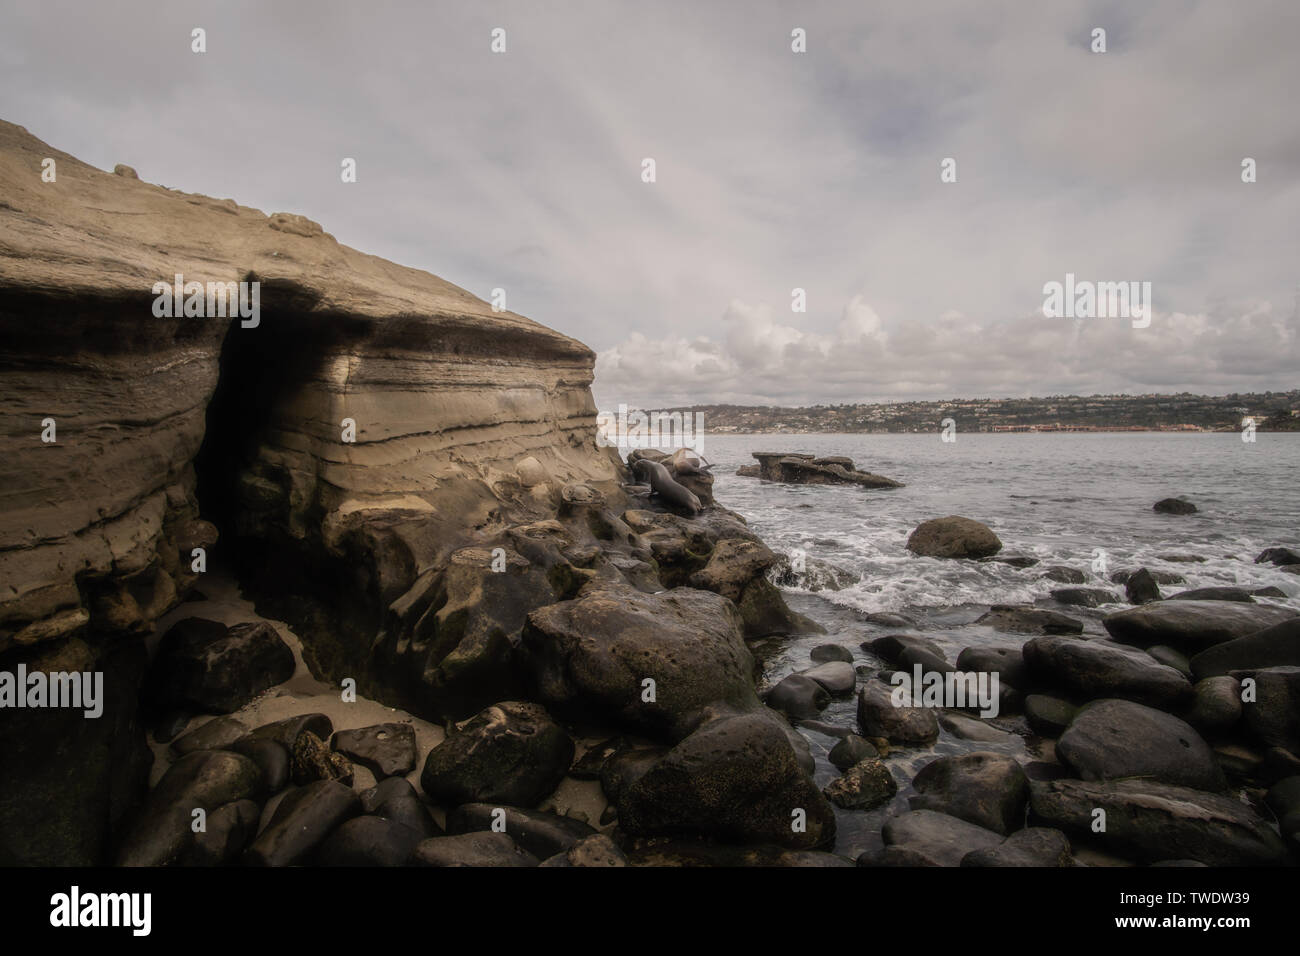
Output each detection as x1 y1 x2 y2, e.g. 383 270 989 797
654 390 1300 434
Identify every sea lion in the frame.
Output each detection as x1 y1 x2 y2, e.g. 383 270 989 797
670 447 712 476
632 458 702 515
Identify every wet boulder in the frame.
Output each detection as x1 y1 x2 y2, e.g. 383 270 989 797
906 516 1002 559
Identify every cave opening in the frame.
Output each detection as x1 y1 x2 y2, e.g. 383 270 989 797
190 291 376 681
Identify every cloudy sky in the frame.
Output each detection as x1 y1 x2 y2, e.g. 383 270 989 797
2 1 1297 407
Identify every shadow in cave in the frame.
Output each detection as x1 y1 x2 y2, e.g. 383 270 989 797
191 288 375 673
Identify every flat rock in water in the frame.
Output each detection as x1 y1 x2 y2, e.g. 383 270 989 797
409 832 540 867
857 679 939 745
975 605 1083 635
1029 777 1289 866
810 643 855 664
1103 601 1297 653
420 701 573 807
1023 636 1192 710
331 722 417 778
877 810 1004 867
910 751 1029 835
1051 587 1120 608
445 804 596 860
1057 699 1225 791
1170 587 1256 603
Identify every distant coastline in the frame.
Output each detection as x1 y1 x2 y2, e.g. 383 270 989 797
646 390 1300 435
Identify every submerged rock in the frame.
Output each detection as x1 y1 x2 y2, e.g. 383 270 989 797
822 758 897 810
1153 498 1197 515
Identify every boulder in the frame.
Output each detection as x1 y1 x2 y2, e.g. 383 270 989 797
1146 644 1192 678
828 734 878 770
810 643 855 664
857 679 939 745
910 752 1029 834
170 716 248 756
144 618 295 714
245 780 362 867
408 832 540 867
116 750 265 866
1023 636 1192 710
522 585 760 741
961 827 1073 867
906 516 1002 559
956 644 1028 689
1024 694 1078 737
1190 618 1300 679
939 711 1013 742
1029 778 1288 865
765 674 830 719
876 810 1004 867
1153 498 1197 515
444 804 597 860
799 661 857 696
1256 547 1300 567
866 633 946 664
1057 699 1225 791
541 833 628 867
1124 568 1162 605
1235 666 1300 751
617 710 836 849
1183 676 1242 733
227 738 290 794
238 714 333 752
420 701 573 807
822 758 897 810
360 777 440 839
185 799 261 866
1103 601 1297 653
315 815 426 867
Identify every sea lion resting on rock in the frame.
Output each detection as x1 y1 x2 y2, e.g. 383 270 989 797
632 458 702 515
670 447 712 476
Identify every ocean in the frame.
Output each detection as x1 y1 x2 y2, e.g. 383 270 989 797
697 431 1300 854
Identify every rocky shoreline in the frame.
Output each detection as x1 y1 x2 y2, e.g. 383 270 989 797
2 122 1298 868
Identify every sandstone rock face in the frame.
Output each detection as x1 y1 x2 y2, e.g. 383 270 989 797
0 121 624 861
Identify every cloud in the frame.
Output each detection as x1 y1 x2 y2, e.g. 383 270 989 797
1 1 1297 406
